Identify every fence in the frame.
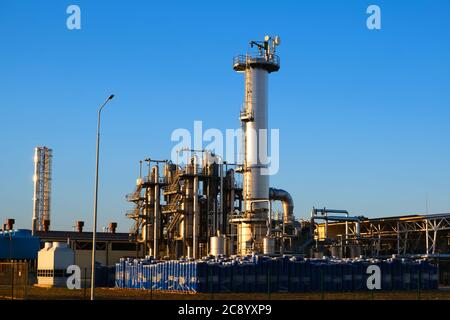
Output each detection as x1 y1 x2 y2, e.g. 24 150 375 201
0 262 29 300
115 256 439 294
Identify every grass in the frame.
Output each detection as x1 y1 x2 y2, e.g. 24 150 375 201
2 286 450 300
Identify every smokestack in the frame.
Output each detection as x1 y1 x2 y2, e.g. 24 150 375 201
43 219 50 232
76 221 84 233
109 222 117 234
6 219 15 231
32 147 52 234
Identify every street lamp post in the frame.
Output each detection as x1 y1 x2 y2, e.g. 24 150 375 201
90 94 114 300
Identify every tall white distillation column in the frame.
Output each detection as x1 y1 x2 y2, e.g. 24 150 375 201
231 36 280 255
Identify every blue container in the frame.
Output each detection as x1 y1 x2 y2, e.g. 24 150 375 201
420 261 430 290
233 263 244 292
287 260 295 292
393 260 403 290
402 261 411 290
221 264 231 292
192 262 198 292
197 261 207 292
381 261 392 291
173 262 179 291
334 263 343 292
279 258 289 292
268 260 277 293
342 263 353 292
351 261 364 291
409 262 419 290
187 262 192 291
430 263 439 289
302 260 311 291
311 262 322 292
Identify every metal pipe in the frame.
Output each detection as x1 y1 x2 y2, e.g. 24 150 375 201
218 156 224 233
269 188 294 224
31 148 39 235
220 162 224 232
192 155 199 259
355 221 361 238
312 208 349 214
249 199 272 236
312 216 362 222
153 165 160 258
32 148 39 235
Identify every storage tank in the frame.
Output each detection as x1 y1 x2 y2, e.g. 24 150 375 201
234 38 280 214
210 235 226 257
349 245 362 259
263 237 275 255
331 246 342 259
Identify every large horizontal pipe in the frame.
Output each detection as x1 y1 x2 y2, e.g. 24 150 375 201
269 188 294 224
312 216 361 222
312 208 349 214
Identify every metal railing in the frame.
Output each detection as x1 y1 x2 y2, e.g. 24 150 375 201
0 262 28 300
233 54 280 68
143 176 167 184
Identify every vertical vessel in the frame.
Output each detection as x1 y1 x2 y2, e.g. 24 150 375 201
231 36 281 255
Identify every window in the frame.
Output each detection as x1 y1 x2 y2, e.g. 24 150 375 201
112 242 139 251
74 241 106 250
37 269 67 277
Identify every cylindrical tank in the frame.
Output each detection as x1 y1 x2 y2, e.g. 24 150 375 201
76 221 84 233
164 163 177 184
238 223 254 255
210 235 226 256
233 38 280 256
263 237 275 255
6 218 15 231
331 246 342 259
349 245 361 258
243 66 269 212
355 222 361 238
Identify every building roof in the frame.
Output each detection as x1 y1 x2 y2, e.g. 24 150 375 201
35 230 131 242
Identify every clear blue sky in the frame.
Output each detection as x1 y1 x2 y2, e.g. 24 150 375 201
0 0 449 232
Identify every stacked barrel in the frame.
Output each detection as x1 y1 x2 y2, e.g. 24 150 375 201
115 256 439 293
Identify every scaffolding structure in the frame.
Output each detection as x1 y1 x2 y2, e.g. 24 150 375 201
126 152 245 259
316 213 450 258
32 147 52 234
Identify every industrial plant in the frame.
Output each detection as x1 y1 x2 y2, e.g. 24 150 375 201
114 37 447 293
125 36 300 259
1 36 449 299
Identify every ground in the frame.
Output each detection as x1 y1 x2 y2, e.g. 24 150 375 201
2 286 450 300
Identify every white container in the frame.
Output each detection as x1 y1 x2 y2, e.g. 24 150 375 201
37 241 75 287
263 237 275 255
210 235 226 256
